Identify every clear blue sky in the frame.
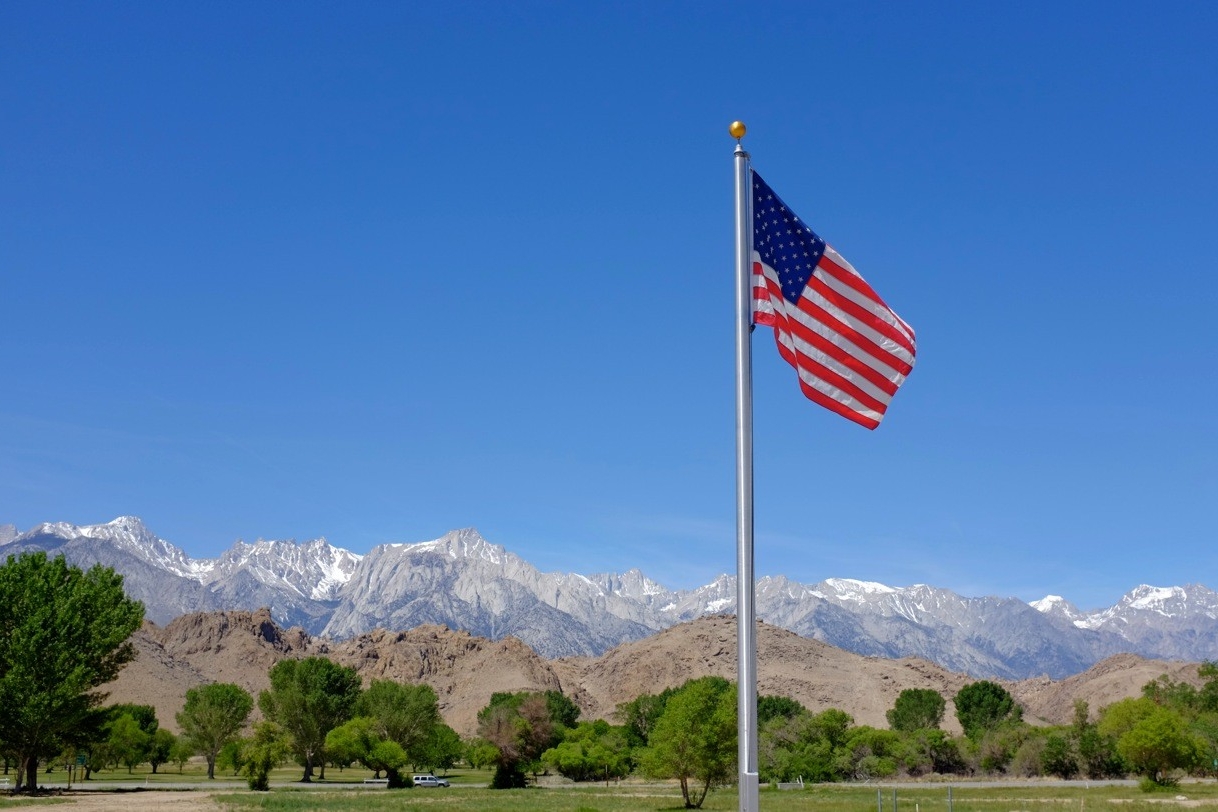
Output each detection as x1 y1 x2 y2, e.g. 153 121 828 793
3 2 1216 611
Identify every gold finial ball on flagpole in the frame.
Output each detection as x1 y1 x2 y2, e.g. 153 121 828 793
729 120 747 140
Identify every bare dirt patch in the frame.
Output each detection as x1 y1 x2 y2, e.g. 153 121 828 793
50 790 223 811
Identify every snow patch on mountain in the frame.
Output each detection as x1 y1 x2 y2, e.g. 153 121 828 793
10 516 1218 675
11 517 360 601
400 527 505 565
815 577 899 601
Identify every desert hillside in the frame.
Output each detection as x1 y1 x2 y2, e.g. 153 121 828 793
102 609 1202 738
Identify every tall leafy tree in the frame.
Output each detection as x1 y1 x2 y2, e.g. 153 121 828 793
901 728 966 776
356 680 441 765
640 676 737 809
147 728 177 774
617 691 671 747
1198 661 1218 713
259 656 361 781
0 552 144 792
326 716 411 788
103 703 159 773
1116 705 1205 785
1142 674 1201 713
108 713 151 773
242 721 291 791
887 688 946 732
544 690 581 729
1041 732 1078 779
954 680 1022 740
477 692 560 788
108 704 159 737
759 705 859 784
176 682 254 779
543 720 632 782
417 722 463 773
758 695 805 725
1073 700 1125 778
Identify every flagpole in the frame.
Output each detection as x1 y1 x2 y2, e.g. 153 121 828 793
731 120 759 812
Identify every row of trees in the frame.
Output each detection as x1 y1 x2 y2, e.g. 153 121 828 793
0 552 462 793
5 551 1217 802
70 658 1218 803
172 656 461 789
478 669 1218 808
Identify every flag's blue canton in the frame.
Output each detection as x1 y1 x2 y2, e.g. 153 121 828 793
752 172 826 306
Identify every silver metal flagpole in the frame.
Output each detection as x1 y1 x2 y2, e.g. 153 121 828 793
731 120 759 812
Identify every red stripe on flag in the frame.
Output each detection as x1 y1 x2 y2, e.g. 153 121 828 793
795 291 913 380
813 254 916 357
757 273 901 397
771 313 891 415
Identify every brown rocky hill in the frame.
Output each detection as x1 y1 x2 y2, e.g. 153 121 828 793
102 609 1201 738
104 608 568 736
1009 652 1204 725
552 615 974 732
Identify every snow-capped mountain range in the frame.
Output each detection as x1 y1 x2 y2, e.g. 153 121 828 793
4 516 1217 680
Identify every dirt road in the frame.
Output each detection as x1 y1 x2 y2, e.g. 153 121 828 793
31 790 225 811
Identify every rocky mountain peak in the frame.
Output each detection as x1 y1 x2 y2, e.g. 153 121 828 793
1121 584 1211 614
400 527 506 564
816 577 898 602
594 568 668 600
158 607 309 656
1031 594 1084 622
11 515 1218 680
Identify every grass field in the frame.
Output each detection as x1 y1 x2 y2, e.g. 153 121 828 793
213 779 1218 812
6 767 1218 812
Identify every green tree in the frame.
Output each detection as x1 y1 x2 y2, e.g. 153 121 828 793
975 723 1034 774
0 552 145 792
542 720 633 782
259 656 361 782
1010 733 1047 777
1116 706 1204 786
640 676 736 809
107 713 150 773
478 692 557 788
1198 661 1218 713
417 723 463 773
898 728 965 776
466 738 501 770
169 737 194 773
108 704 159 737
326 717 411 788
476 690 577 787
617 691 670 747
544 690 581 730
1142 675 1200 714
242 721 291 791
355 680 440 766
1072 700 1125 778
1098 697 1157 741
845 726 901 779
887 688 947 732
216 739 247 776
757 695 805 725
1041 732 1078 779
147 729 176 774
176 682 254 779
323 718 367 775
954 681 1022 740
760 706 858 784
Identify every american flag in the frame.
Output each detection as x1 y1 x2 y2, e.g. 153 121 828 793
751 171 916 429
